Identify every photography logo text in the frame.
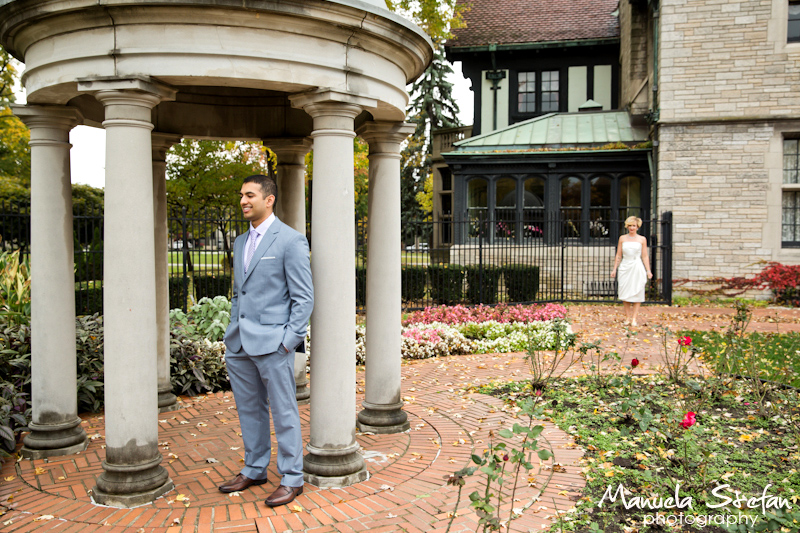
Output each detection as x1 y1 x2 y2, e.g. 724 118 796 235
597 483 792 528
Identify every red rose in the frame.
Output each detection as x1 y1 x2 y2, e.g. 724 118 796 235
678 336 692 347
631 358 640 368
680 412 696 429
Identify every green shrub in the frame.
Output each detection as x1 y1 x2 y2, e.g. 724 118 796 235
0 380 29 457
0 322 31 396
75 314 105 413
0 310 232 420
75 284 103 316
356 266 367 308
401 266 427 302
501 265 540 303
170 329 228 395
169 276 191 310
465 266 502 305
428 264 465 305
74 228 103 283
0 251 30 327
170 296 231 342
194 274 232 300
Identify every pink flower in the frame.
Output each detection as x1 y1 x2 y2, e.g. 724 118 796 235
631 358 639 368
534 389 543 397
678 336 692 347
680 412 696 429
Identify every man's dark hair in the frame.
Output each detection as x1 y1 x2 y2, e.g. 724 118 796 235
243 174 278 204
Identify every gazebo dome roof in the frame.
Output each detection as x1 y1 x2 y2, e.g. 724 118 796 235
0 0 433 134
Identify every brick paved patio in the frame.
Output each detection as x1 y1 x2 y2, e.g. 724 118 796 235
2 304 799 532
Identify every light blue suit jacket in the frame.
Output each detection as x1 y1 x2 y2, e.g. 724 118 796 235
224 217 313 357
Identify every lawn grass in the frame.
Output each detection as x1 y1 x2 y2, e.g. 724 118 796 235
475 375 800 532
672 296 771 308
683 329 800 388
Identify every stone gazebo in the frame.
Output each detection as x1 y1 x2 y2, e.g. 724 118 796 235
0 0 431 507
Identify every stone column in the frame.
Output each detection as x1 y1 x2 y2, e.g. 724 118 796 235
269 138 312 404
79 79 176 507
356 121 414 434
153 133 181 412
289 90 375 487
13 105 88 459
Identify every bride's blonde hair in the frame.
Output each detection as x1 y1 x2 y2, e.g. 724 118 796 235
624 216 642 229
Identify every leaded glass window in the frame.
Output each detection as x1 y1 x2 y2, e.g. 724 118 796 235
518 72 536 113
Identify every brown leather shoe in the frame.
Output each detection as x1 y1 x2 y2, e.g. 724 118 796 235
218 474 267 493
264 485 303 507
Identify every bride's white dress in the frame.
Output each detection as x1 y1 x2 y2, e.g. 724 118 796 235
617 241 647 302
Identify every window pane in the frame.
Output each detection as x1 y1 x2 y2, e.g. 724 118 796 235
468 178 488 208
784 139 800 184
523 177 545 239
518 71 536 113
790 3 800 42
496 178 516 208
783 191 800 243
561 177 582 207
523 177 545 207
590 177 612 207
542 94 559 112
541 70 559 112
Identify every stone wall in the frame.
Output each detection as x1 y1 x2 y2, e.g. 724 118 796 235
656 0 800 293
657 123 774 284
659 0 800 122
619 0 652 115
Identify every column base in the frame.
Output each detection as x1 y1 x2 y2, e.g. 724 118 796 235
356 401 410 434
303 442 368 488
21 417 88 459
304 465 368 488
157 389 180 413
294 351 309 404
92 478 174 508
93 455 173 507
296 386 310 405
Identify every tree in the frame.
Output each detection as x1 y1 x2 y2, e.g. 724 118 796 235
385 0 466 45
303 137 369 220
400 43 462 244
0 46 30 206
166 138 275 267
384 1 466 244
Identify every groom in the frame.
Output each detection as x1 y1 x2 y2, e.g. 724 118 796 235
219 174 313 507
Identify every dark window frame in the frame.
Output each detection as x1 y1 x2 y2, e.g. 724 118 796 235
790 1 800 43
782 137 800 246
515 69 561 116
459 172 649 245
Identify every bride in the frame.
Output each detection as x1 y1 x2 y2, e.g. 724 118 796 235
610 216 653 326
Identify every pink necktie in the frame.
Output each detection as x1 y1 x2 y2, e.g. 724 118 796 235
244 229 257 273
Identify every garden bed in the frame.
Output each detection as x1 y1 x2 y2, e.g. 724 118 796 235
476 374 800 532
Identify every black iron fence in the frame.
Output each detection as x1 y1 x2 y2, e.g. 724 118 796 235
0 204 672 313
359 212 673 310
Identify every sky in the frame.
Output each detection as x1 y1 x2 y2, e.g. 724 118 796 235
16 63 474 189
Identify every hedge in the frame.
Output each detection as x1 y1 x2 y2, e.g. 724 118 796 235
194 274 232 300
76 286 103 316
465 266 502 305
401 266 427 302
356 266 367 308
428 264 465 305
501 264 539 303
169 277 191 310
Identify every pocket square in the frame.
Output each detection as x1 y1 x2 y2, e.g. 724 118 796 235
261 256 276 260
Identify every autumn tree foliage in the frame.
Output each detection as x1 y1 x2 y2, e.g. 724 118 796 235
386 0 467 243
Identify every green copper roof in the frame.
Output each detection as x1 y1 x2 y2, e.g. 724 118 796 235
452 111 649 152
